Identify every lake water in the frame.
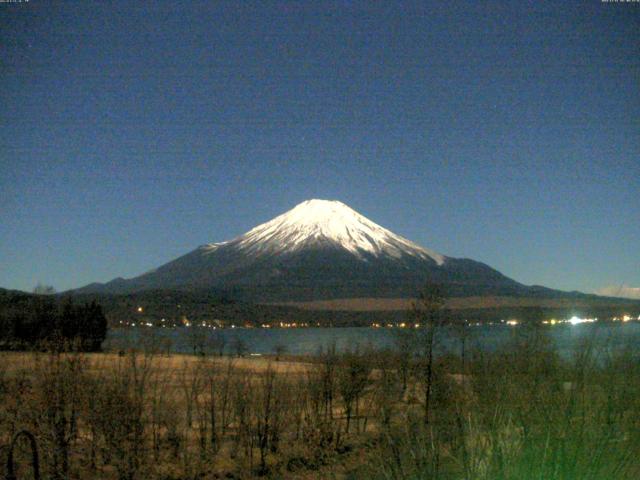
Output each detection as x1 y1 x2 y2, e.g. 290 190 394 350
105 322 640 358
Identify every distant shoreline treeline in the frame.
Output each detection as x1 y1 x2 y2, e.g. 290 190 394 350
0 295 108 351
84 296 640 329
1 286 638 332
59 286 639 328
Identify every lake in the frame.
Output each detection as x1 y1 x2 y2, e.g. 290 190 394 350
105 321 640 358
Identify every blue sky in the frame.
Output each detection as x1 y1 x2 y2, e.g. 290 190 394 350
1 0 638 295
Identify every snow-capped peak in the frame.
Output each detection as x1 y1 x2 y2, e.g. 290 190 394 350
204 199 445 265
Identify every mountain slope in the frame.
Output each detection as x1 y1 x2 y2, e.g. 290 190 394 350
75 199 532 301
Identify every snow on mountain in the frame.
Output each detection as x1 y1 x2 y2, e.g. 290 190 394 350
202 199 446 265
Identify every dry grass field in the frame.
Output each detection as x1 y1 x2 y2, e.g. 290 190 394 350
1 326 639 480
0 352 313 377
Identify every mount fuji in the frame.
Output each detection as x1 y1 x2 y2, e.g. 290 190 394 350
76 199 538 301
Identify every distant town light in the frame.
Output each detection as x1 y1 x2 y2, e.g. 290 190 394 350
568 316 596 325
506 320 519 326
137 306 143 313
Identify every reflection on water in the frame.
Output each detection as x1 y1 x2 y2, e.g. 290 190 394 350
105 322 640 358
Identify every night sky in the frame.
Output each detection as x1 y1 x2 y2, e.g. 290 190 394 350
1 0 638 296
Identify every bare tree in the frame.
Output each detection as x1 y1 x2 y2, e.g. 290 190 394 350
33 284 56 295
337 348 372 434
34 351 86 479
319 343 338 421
373 351 402 431
210 329 227 357
231 336 248 357
413 283 446 427
392 327 417 396
187 326 207 356
273 343 287 361
254 365 277 474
